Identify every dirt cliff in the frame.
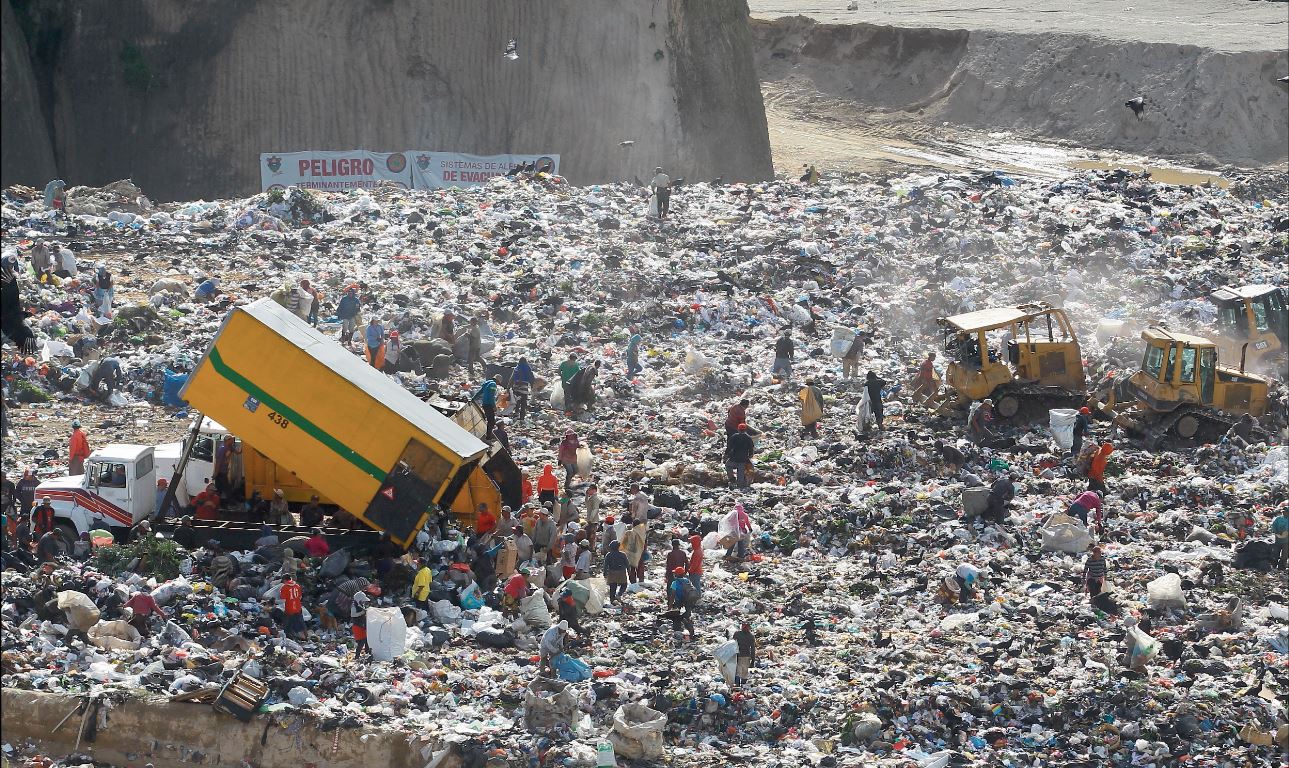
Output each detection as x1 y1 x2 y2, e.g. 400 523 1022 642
753 16 1289 169
1 0 57 185
2 0 773 200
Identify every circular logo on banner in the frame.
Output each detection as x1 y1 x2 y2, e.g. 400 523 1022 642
535 156 555 174
386 153 407 173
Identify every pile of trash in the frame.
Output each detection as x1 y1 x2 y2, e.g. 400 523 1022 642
2 168 1287 766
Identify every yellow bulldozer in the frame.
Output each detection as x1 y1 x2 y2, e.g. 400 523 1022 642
928 302 1087 419
1093 326 1271 443
1208 284 1287 377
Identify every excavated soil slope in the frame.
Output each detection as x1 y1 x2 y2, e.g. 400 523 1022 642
752 15 1289 169
1 0 772 200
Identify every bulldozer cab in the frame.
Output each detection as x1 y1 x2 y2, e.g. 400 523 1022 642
1210 285 1287 372
938 303 1084 403
1131 328 1269 416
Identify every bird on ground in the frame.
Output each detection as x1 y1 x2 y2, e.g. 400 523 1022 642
503 39 518 60
1125 96 1146 121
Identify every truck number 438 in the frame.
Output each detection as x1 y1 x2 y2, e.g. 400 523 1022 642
268 411 290 429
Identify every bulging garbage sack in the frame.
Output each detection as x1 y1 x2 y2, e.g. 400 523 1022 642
553 653 592 681
521 591 553 629
712 639 739 684
56 590 101 631
830 326 855 358
366 607 408 661
576 445 593 477
1146 572 1186 609
1040 513 1091 553
551 380 566 411
683 345 712 374
88 619 142 651
524 678 578 732
1049 408 1077 451
609 703 666 760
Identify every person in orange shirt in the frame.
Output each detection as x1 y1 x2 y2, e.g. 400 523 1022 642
1087 443 1113 494
280 574 305 639
68 421 91 476
475 503 497 537
536 464 559 508
520 473 533 505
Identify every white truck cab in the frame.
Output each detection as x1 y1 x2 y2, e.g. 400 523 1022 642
154 417 233 506
37 444 157 538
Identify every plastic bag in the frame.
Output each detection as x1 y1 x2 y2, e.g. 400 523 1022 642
521 591 553 629
576 445 593 477
609 704 666 760
56 590 101 631
712 639 739 683
683 345 712 374
553 653 592 682
88 619 142 651
460 582 485 610
1127 623 1159 661
551 380 566 411
432 600 462 623
366 607 408 661
1049 408 1077 451
830 326 855 358
1040 513 1091 553
1146 572 1186 609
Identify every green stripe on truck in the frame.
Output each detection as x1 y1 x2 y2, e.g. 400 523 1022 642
207 346 387 483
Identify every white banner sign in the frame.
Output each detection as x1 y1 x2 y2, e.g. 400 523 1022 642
410 152 560 189
260 150 412 192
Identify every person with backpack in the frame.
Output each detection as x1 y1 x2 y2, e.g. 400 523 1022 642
666 566 698 643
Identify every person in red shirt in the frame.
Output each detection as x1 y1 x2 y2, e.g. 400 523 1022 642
304 529 330 558
195 495 219 521
33 497 56 538
475 503 497 537
1087 443 1113 494
502 568 530 617
124 591 165 636
280 575 305 639
536 464 560 508
688 534 705 592
68 421 91 476
912 352 938 405
725 399 750 437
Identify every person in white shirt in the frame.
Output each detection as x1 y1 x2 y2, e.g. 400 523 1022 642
650 167 672 219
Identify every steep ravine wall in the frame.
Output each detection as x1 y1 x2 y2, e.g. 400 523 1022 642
1 0 774 200
753 16 1289 169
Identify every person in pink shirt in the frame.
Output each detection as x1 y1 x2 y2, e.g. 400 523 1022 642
688 534 705 592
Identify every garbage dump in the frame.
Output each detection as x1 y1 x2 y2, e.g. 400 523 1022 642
1 168 1287 767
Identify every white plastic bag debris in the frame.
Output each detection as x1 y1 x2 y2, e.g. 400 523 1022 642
367 607 408 661
608 703 666 760
1049 408 1077 451
1146 572 1186 609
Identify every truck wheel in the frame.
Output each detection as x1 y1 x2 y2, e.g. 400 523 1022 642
57 524 79 552
1173 414 1200 439
996 394 1020 419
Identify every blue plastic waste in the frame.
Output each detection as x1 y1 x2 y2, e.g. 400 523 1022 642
553 653 592 682
162 369 189 407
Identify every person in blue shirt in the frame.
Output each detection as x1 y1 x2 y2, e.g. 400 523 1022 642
1272 506 1289 570
194 277 220 303
666 567 697 642
336 286 361 345
475 375 500 436
509 358 534 424
625 327 643 377
365 318 384 368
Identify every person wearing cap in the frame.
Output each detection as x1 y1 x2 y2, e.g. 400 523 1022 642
299 495 325 528
539 620 572 675
280 573 305 639
557 431 580 490
173 516 200 550
1072 406 1094 457
531 507 557 562
350 591 371 657
68 421 91 476
1087 442 1114 494
968 399 995 444
411 558 434 611
732 622 756 685
501 567 530 617
32 496 56 540
268 489 293 527
336 285 361 345
650 167 672 220
799 378 824 438
304 528 330 558
725 423 755 488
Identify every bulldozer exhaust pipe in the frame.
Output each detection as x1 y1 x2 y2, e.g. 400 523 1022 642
1239 342 1248 374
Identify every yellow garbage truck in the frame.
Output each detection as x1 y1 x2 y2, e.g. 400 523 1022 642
180 298 508 548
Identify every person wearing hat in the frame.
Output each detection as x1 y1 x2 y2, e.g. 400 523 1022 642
968 399 995 444
539 619 572 675
32 496 56 541
350 591 371 657
531 506 557 562
649 167 672 220
501 567 530 617
268 489 293 527
1072 406 1094 457
799 378 824 438
68 421 91 476
725 423 755 488
336 285 361 346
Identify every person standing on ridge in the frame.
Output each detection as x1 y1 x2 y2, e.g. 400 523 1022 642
651 167 672 220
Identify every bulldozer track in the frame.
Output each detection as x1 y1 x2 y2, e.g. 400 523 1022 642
992 383 1087 424
1148 405 1233 449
